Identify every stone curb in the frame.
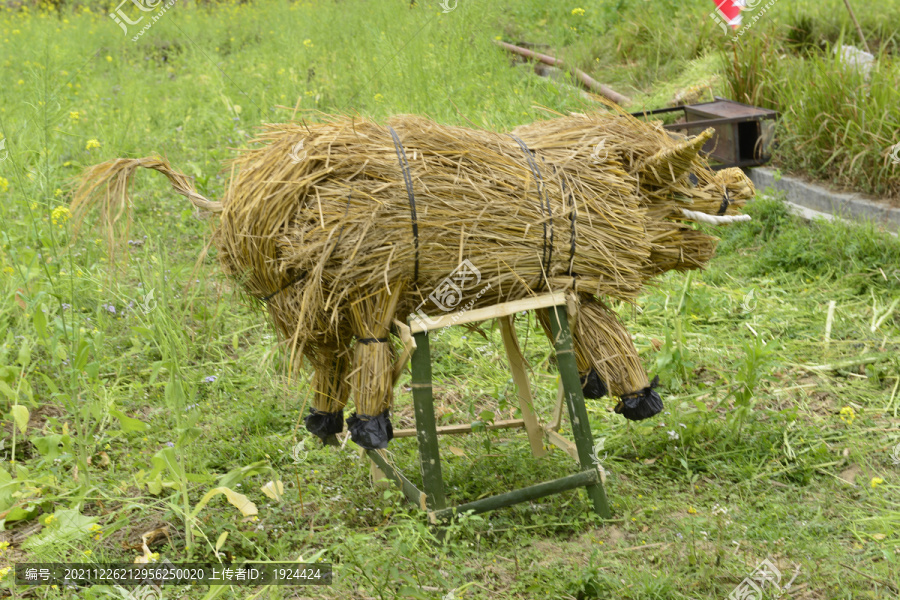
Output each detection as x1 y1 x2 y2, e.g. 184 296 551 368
747 167 900 234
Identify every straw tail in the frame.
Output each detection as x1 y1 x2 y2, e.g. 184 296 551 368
71 156 222 259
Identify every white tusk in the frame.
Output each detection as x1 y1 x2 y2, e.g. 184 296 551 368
681 208 752 225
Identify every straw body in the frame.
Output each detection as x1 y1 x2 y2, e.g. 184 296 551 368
72 109 754 448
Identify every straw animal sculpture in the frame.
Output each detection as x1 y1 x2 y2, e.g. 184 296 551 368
72 108 754 450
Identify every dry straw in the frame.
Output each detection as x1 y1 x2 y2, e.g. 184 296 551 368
72 107 754 442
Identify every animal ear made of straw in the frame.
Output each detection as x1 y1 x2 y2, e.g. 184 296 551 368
70 156 222 262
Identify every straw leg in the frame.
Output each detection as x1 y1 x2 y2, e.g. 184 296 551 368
346 285 405 450
547 306 611 519
409 330 447 511
304 343 352 443
537 307 594 390
499 315 547 458
574 299 649 397
310 345 352 412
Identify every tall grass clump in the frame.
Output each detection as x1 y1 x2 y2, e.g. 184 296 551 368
772 43 900 198
720 30 900 199
720 34 780 109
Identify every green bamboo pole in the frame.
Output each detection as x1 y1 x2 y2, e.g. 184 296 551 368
431 469 599 521
547 306 612 519
366 449 428 509
409 330 447 511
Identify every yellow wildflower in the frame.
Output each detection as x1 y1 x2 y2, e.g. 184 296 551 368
85 139 101 150
303 39 313 48
687 506 697 514
373 93 384 103
571 7 585 16
106 55 112 62
69 111 80 121
43 514 57 525
0 177 8 193
870 477 884 488
0 567 10 581
51 206 70 225
839 406 856 424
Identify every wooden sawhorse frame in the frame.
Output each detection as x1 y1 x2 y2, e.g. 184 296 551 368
366 292 611 521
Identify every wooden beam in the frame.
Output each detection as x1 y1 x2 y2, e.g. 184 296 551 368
430 469 600 521
391 319 416 386
493 40 630 106
499 315 547 458
549 378 565 432
409 292 566 334
544 429 579 461
393 418 527 438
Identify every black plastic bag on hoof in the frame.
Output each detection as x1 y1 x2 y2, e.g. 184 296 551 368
614 375 664 421
347 410 394 450
580 368 609 399
304 408 345 443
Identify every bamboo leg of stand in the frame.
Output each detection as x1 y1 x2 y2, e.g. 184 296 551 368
409 330 447 511
547 306 611 519
499 315 547 458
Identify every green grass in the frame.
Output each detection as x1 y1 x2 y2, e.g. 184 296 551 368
1 1 900 599
499 1 900 199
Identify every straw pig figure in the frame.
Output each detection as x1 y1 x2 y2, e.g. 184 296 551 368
73 110 753 450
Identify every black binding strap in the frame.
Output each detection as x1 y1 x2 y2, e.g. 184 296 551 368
356 337 389 344
261 192 353 303
261 271 307 303
552 165 577 276
510 135 553 279
388 127 420 286
718 189 731 216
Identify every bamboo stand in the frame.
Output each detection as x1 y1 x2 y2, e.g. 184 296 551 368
366 293 611 521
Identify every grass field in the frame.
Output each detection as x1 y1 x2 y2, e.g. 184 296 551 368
1 1 900 599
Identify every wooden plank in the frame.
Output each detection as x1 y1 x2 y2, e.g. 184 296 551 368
430 469 599 521
365 449 427 510
544 429 579 461
547 306 611 519
393 419 527 438
549 378 565 432
499 315 547 458
409 330 447 511
409 292 566 334
391 319 416 386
